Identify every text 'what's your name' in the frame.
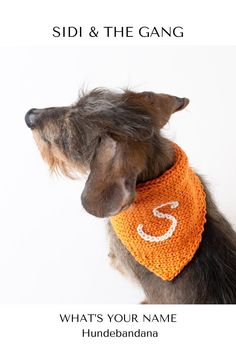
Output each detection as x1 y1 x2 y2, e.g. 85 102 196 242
60 313 177 323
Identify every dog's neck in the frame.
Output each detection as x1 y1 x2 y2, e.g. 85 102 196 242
137 137 175 184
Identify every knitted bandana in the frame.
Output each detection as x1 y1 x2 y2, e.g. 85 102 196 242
110 144 206 281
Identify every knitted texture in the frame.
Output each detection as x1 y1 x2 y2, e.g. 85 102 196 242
110 144 206 281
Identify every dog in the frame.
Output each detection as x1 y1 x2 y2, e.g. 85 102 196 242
25 88 236 304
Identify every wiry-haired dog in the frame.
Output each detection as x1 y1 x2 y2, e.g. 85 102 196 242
25 89 236 304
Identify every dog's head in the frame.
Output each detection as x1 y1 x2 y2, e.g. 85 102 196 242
25 89 189 217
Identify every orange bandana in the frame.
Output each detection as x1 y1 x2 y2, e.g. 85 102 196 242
110 144 206 281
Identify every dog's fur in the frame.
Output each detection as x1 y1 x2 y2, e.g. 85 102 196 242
25 88 236 304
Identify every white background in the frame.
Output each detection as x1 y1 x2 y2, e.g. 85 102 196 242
0 305 234 354
0 0 236 45
0 45 235 304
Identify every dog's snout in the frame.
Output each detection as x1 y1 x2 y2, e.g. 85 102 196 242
25 108 39 128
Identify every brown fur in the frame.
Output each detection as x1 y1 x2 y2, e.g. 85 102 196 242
25 88 236 304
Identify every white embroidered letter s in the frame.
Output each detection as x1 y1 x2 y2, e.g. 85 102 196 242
137 201 179 242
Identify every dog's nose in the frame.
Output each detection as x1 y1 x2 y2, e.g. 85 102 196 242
25 108 39 128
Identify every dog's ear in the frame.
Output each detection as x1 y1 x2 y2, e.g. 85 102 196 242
81 136 141 218
135 92 189 128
